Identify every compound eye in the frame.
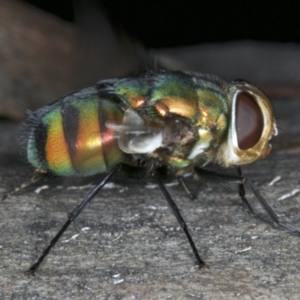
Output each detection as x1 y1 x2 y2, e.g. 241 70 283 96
236 92 264 150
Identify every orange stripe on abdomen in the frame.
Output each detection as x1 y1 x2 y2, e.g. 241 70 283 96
43 108 74 176
72 99 106 175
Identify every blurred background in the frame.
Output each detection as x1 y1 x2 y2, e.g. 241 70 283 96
1 0 300 120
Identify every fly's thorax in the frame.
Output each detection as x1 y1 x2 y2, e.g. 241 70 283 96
215 81 277 167
115 73 232 170
184 78 230 163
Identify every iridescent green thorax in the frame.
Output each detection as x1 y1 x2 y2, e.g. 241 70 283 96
106 72 230 170
185 75 229 162
154 73 229 167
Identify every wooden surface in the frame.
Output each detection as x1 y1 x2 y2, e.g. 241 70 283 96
0 99 299 299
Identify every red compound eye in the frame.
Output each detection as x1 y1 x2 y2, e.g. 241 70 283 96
236 92 264 150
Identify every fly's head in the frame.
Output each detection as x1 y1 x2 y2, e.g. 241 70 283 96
216 81 277 167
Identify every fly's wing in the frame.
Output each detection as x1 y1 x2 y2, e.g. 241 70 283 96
106 109 166 154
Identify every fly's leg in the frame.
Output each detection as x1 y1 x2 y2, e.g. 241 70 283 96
145 164 196 200
154 169 205 268
246 180 300 234
27 164 121 275
177 176 196 200
122 164 204 265
237 167 254 214
194 166 300 236
2 172 44 201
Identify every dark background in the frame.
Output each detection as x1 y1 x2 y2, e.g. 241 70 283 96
22 0 300 47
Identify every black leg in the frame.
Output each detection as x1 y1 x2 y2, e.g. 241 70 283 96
237 167 254 214
27 164 121 275
193 166 300 236
154 170 205 267
177 176 196 200
246 180 300 235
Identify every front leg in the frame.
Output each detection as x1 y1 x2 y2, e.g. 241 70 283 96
193 166 300 236
237 166 254 214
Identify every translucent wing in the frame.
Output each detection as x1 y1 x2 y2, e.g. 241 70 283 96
106 109 165 154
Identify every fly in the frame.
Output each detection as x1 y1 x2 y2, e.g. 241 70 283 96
18 70 299 274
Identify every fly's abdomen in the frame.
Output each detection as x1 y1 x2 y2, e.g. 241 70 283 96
24 91 125 176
